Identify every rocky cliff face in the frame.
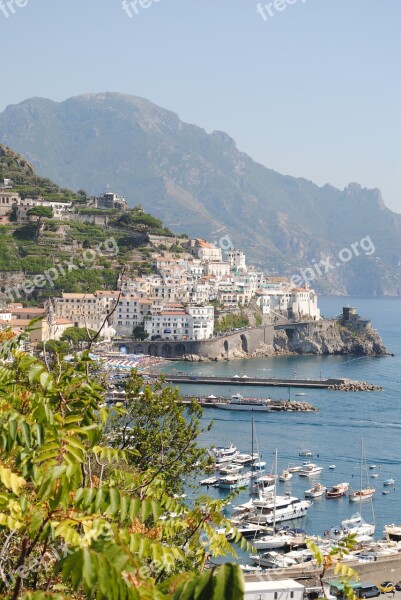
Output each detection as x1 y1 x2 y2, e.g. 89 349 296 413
272 321 388 356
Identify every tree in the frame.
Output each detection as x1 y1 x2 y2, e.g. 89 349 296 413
0 336 246 599
132 325 148 341
37 339 70 357
60 327 98 350
107 374 212 495
27 206 53 240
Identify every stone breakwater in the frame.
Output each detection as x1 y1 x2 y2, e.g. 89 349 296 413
329 381 383 391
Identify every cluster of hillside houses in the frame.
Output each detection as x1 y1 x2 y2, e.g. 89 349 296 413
0 182 320 346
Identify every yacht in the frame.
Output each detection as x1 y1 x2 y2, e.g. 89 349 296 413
215 394 271 412
233 453 259 465
299 463 324 477
251 549 314 569
218 471 251 490
218 463 244 475
210 444 238 463
250 474 276 494
252 528 304 550
248 493 312 525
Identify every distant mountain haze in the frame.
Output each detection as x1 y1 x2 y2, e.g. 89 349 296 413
0 92 400 296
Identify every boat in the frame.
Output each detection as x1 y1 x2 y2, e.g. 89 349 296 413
371 473 379 478
288 464 304 473
218 471 251 490
329 465 336 470
210 444 238 463
218 463 243 475
295 392 307 396
299 450 314 457
248 493 312 525
369 465 377 469
305 482 327 498
252 528 306 550
348 439 376 503
279 469 293 482
199 476 219 486
349 488 376 502
382 490 390 495
383 478 395 486
341 514 375 537
251 548 314 569
250 474 276 494
299 463 324 477
384 524 401 542
219 522 269 540
233 453 259 465
251 461 266 472
326 482 349 498
215 394 271 412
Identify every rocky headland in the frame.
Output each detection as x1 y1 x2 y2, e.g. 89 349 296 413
182 318 389 362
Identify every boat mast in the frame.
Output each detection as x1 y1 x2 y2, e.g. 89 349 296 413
273 448 278 532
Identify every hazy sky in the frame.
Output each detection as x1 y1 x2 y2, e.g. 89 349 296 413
1 0 400 212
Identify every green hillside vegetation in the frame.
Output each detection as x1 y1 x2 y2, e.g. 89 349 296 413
0 144 84 202
0 146 177 304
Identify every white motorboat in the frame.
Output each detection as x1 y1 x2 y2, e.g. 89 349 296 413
370 473 379 478
233 453 259 465
299 463 324 477
248 494 312 525
329 465 336 470
279 469 293 482
250 474 276 494
288 464 303 473
199 476 219 486
251 549 313 569
215 394 271 412
252 529 303 550
218 471 251 490
219 522 269 540
210 444 238 463
251 461 266 472
219 463 244 475
304 482 327 498
383 478 395 486
299 450 313 457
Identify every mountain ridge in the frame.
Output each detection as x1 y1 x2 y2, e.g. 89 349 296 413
1 92 400 296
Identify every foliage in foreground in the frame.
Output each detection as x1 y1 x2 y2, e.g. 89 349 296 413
0 337 245 599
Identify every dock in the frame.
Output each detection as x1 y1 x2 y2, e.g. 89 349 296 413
155 374 349 389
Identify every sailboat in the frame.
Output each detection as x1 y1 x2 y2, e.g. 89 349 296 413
249 417 276 495
349 439 376 502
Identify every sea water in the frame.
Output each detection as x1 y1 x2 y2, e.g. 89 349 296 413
159 297 401 540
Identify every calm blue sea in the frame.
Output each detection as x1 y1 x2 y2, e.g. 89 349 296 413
158 297 401 544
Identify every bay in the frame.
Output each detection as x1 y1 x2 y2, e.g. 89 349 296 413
158 297 401 543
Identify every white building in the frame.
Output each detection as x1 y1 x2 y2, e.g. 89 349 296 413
189 239 222 262
144 304 214 341
227 250 247 272
15 198 73 223
204 261 231 280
